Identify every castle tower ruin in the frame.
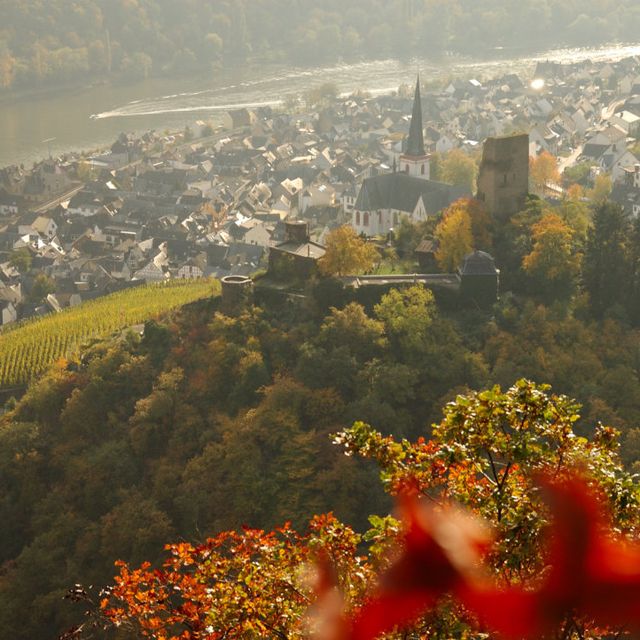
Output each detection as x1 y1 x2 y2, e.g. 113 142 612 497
476 133 529 221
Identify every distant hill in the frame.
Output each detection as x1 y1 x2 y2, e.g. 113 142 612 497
1 0 639 91
0 278 218 388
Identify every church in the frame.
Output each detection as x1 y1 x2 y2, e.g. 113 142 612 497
351 77 468 236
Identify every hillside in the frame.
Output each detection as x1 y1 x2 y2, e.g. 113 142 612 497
3 275 640 638
0 279 218 388
1 0 639 91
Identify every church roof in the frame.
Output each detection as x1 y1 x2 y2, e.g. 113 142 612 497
354 172 468 215
405 76 425 157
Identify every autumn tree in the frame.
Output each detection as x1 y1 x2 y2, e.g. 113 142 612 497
99 380 640 640
522 212 581 301
530 151 560 195
318 226 378 277
440 148 478 192
101 514 371 640
336 379 640 639
434 204 473 272
445 197 493 251
557 185 591 240
493 195 548 292
589 173 612 203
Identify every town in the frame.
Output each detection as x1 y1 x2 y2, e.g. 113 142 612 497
1 52 640 324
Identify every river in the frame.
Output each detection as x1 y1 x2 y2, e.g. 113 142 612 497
2 43 640 168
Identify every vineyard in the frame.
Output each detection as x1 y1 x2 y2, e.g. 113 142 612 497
0 279 219 388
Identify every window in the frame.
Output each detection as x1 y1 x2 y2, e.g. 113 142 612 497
363 212 369 226
356 211 360 225
421 165 426 175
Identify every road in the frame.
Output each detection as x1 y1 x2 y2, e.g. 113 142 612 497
33 184 84 213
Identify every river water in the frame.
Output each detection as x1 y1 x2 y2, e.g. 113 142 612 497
2 43 640 168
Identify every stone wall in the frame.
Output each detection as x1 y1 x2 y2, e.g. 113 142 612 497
477 133 529 221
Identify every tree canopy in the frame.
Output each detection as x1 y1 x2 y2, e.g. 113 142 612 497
98 380 640 640
2 0 640 91
318 226 378 277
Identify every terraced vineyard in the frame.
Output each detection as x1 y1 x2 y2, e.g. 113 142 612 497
0 279 219 388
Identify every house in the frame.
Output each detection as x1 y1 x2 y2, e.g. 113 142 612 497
223 108 256 131
268 220 326 281
67 190 106 217
177 256 207 279
30 215 58 240
601 149 639 183
0 300 17 326
300 184 336 213
133 259 169 282
0 190 23 216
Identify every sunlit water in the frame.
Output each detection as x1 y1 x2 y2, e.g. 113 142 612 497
2 43 640 167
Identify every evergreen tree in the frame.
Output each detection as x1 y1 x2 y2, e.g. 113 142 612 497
583 202 631 319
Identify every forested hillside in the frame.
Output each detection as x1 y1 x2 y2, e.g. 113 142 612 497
4 256 640 636
1 0 640 91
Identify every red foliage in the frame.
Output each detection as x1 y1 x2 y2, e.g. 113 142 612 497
334 475 640 640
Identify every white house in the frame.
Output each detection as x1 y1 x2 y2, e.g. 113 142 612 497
300 184 336 213
0 300 17 326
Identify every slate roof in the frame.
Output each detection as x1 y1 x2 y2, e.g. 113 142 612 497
405 77 425 157
354 172 468 214
459 250 498 276
272 241 326 260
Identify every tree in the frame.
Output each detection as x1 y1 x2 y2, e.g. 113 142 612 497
530 151 560 194
336 379 640 639
434 204 473 272
317 302 386 363
557 186 591 240
522 212 581 301
76 160 94 182
98 380 640 640
304 82 339 108
204 32 223 65
9 248 32 273
374 284 436 355
563 161 593 188
318 226 378 277
493 195 548 292
583 201 631 318
440 149 478 192
28 273 55 303
589 173 612 203
445 198 493 251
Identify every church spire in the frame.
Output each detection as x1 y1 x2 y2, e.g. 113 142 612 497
405 75 425 157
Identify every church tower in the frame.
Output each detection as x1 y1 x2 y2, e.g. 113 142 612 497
399 76 430 180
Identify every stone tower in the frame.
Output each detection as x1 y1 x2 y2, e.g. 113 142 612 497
476 133 529 221
399 76 430 180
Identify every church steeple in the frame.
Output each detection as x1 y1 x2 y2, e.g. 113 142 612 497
399 75 430 180
405 75 425 157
